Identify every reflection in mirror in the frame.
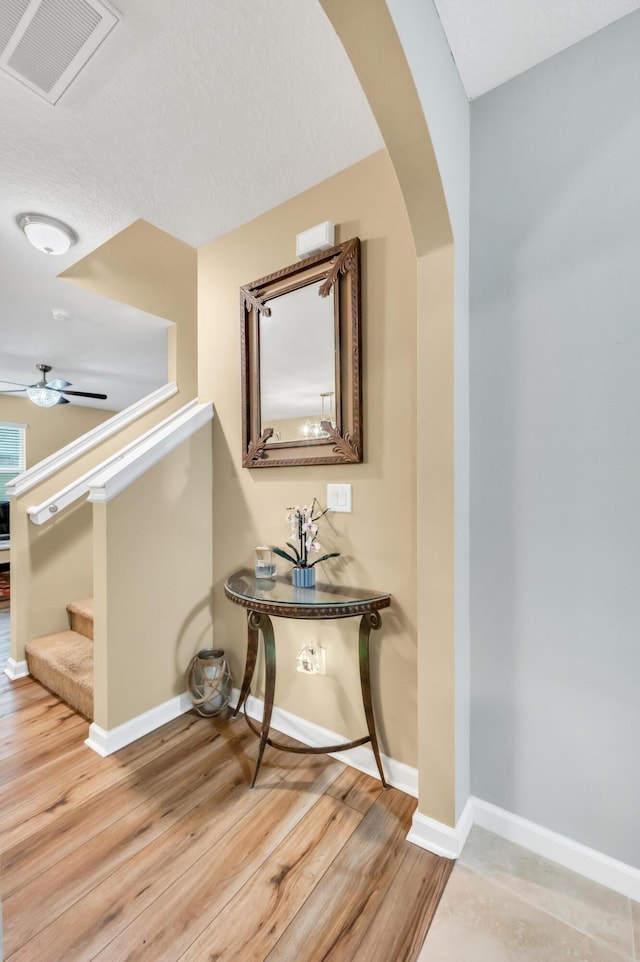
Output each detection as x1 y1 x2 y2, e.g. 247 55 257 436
259 281 337 444
241 236 362 468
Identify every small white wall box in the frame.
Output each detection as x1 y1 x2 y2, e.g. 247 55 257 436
296 222 335 260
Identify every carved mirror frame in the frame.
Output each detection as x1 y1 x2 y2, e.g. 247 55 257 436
241 237 362 468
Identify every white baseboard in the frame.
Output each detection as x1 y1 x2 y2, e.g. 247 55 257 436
234 688 419 797
407 795 474 859
84 686 418 796
407 795 640 899
4 658 29 680
85 692 192 757
473 797 640 902
80 685 640 901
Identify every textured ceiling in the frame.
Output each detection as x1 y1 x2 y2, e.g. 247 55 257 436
3 0 637 413
432 0 640 100
0 0 382 410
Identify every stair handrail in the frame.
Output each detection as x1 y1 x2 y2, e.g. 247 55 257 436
7 381 178 499
27 399 213 525
88 400 213 504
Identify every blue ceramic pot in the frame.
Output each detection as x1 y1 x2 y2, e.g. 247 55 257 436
291 566 315 588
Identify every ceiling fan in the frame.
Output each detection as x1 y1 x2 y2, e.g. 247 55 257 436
0 363 108 408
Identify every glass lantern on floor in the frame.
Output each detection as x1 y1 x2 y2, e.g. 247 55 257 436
186 648 232 716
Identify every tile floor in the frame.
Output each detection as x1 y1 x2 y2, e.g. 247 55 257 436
419 826 638 962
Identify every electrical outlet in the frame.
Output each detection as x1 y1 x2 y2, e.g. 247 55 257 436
296 645 327 675
317 646 327 675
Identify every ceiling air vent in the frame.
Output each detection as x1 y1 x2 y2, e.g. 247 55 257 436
0 0 120 105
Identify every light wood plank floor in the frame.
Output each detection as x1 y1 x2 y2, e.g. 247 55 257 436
0 670 452 962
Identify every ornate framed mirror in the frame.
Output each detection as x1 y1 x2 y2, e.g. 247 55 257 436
240 237 362 468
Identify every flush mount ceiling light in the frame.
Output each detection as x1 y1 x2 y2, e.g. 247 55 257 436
17 213 77 255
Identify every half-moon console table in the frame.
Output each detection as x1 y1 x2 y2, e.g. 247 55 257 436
224 568 391 789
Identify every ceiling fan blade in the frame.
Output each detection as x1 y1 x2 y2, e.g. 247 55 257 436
0 379 28 387
0 388 27 393
59 389 108 400
48 378 72 390
55 395 71 405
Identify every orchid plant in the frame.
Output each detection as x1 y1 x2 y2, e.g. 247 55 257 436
272 499 340 570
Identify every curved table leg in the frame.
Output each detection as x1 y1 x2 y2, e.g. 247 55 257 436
250 611 276 789
233 611 260 718
359 611 388 788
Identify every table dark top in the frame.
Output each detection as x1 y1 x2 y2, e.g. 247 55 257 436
224 568 391 620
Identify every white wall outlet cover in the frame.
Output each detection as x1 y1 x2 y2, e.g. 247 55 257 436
327 483 352 513
317 646 327 675
296 645 326 675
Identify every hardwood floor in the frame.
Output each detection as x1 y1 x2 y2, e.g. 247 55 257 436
0 608 9 665
0 669 452 962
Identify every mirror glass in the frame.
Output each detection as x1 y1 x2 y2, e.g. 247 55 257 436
259 281 337 443
241 236 362 468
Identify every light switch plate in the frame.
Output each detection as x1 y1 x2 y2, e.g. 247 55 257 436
327 483 352 513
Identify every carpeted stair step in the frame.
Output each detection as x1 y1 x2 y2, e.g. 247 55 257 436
25 630 93 719
66 597 94 640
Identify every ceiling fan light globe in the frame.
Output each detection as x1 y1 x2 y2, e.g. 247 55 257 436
26 385 60 408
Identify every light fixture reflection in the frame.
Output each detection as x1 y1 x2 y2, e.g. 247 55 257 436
300 391 335 439
301 420 330 440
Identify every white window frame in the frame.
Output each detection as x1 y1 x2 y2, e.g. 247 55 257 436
0 421 27 500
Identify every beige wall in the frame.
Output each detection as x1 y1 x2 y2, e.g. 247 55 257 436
321 0 458 826
61 219 198 399
2 396 113 644
199 150 419 766
93 424 213 730
263 415 323 444
0 395 114 470
416 246 456 822
11 220 198 660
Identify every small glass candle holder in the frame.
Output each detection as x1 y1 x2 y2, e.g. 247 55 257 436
254 545 276 579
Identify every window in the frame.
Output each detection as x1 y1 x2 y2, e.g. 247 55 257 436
0 422 26 501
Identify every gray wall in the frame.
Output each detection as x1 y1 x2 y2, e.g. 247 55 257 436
387 0 471 820
470 13 640 866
